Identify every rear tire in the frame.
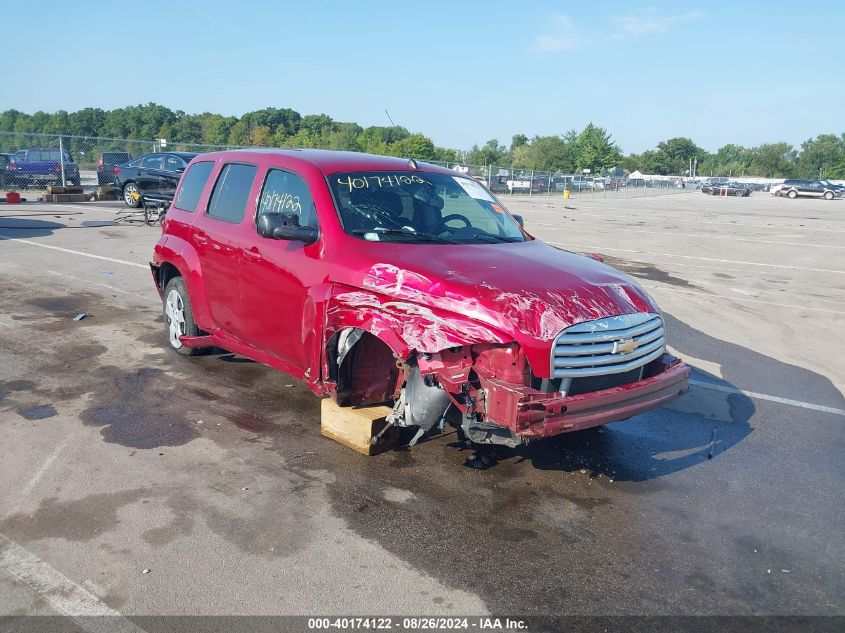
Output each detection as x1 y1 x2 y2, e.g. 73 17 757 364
787 190 798 199
123 181 141 207
735 189 743 197
163 276 207 356
824 191 834 200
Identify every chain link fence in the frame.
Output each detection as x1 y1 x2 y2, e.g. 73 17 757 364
0 131 241 194
1 130 714 199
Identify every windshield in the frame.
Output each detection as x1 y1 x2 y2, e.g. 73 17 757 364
328 171 526 244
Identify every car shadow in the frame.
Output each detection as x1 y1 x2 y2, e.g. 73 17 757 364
463 310 764 479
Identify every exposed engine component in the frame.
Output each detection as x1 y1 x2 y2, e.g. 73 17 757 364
388 363 451 445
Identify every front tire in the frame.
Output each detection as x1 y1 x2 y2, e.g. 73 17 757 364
735 189 744 197
824 191 834 200
787 190 798 199
163 277 206 356
123 181 141 207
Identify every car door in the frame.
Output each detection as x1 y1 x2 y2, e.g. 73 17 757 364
190 162 259 337
797 180 817 197
808 181 826 197
237 166 322 371
138 154 165 196
160 155 187 199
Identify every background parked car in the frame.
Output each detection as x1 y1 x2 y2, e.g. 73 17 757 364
818 180 845 195
0 153 13 188
3 148 81 188
776 179 841 200
114 151 198 207
702 181 750 196
97 151 133 186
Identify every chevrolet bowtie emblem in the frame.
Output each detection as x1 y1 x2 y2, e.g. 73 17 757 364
613 338 639 354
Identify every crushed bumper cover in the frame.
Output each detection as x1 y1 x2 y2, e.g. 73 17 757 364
480 354 689 440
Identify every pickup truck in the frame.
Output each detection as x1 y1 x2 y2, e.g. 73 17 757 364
3 148 81 188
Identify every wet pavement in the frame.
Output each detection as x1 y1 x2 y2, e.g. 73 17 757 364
0 196 843 619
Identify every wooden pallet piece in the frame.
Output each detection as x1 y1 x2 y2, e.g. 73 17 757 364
320 399 396 455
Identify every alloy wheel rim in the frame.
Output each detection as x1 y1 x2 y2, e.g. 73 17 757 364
165 289 185 348
125 184 137 205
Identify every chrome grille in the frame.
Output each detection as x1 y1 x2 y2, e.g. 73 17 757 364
551 313 665 379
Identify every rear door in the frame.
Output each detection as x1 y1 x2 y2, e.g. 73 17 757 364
798 180 820 197
138 154 165 196
160 154 188 199
190 162 259 338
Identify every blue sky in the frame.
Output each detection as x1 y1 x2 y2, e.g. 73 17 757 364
2 0 843 153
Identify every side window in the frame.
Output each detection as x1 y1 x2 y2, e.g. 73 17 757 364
142 155 164 170
164 155 185 172
207 163 257 223
257 169 318 228
174 161 214 212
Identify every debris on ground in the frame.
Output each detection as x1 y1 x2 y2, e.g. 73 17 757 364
73 313 88 321
142 569 151 574
707 428 718 459
465 449 499 470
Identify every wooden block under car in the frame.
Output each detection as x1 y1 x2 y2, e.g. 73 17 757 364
47 185 65 194
320 398 397 455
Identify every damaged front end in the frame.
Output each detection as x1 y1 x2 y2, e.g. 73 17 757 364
409 335 689 448
325 282 689 448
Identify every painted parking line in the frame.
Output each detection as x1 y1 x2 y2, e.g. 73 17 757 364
532 222 845 249
643 284 843 315
0 236 147 269
530 208 845 234
548 242 845 275
0 534 146 632
690 380 845 417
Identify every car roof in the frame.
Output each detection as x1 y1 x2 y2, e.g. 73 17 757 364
195 148 456 176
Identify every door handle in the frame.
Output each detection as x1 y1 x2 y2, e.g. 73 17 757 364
244 249 262 261
194 234 208 245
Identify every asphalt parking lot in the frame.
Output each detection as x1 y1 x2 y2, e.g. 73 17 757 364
0 191 843 621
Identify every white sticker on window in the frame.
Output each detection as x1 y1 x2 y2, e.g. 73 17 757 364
453 176 495 202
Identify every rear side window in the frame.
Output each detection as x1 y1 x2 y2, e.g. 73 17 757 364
174 160 214 212
207 163 257 223
142 155 164 170
257 169 318 228
164 155 186 172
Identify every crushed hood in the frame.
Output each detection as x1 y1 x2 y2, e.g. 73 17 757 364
355 239 659 344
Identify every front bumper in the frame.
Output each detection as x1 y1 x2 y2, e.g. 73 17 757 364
480 354 689 439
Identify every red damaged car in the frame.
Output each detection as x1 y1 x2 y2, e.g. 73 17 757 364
151 149 689 448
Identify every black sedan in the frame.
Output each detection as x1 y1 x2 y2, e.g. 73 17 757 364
113 152 198 207
701 181 751 196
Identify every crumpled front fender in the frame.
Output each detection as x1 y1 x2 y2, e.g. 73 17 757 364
325 283 511 359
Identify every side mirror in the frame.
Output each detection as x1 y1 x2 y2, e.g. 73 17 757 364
512 214 524 228
257 212 319 244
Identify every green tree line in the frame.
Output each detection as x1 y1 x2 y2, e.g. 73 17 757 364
2 104 843 179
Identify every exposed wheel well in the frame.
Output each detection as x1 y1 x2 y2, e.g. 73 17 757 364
327 328 402 406
157 262 182 292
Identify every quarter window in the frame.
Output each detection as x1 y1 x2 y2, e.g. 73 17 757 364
207 163 257 223
174 161 214 212
257 169 318 228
